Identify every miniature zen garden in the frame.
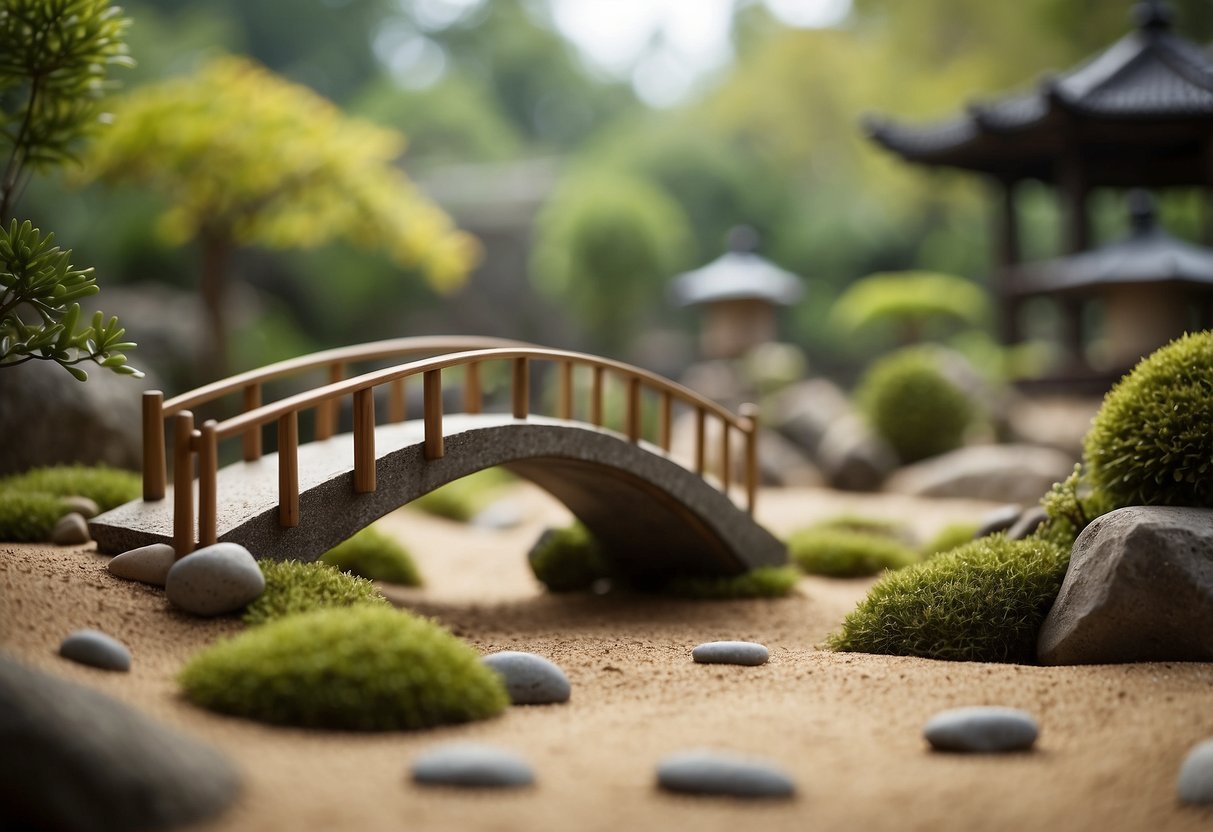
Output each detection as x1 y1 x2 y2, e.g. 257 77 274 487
5 1 1213 830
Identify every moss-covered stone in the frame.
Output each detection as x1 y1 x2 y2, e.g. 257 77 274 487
856 349 974 463
320 526 421 587
0 491 68 541
788 528 918 577
0 465 140 511
243 560 387 627
180 606 509 730
1084 331 1213 510
827 535 1070 663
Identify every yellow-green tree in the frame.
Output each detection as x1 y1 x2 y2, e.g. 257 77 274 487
84 56 479 379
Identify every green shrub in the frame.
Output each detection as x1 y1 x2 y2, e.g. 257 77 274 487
856 349 974 463
320 526 421 586
527 522 614 592
410 468 511 523
788 528 918 577
0 491 68 541
1083 331 1213 510
243 560 388 627
180 606 508 730
827 535 1070 663
920 522 978 558
661 566 799 599
0 465 140 510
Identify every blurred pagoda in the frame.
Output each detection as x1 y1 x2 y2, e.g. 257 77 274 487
865 0 1213 389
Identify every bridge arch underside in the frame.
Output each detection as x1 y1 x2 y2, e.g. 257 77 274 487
91 416 786 582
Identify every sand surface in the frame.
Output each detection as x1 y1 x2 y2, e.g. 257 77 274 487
3 484 1213 831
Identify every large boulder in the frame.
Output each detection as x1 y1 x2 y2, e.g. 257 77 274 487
1038 507 1213 665
0 654 241 831
883 444 1075 504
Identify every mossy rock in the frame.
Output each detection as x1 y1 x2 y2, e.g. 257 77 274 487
827 534 1070 663
661 566 799 599
527 523 614 592
856 349 974 464
0 491 69 542
788 528 918 577
320 526 421 587
1084 331 1213 510
0 465 140 511
243 560 388 627
180 606 509 730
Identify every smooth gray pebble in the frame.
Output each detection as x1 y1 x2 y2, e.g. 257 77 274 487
1178 739 1213 804
411 743 534 788
51 513 90 545
109 543 177 587
165 543 264 617
482 651 571 705
924 706 1038 752
59 629 131 671
692 641 769 666
657 750 795 798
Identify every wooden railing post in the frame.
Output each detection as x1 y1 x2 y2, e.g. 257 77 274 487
278 411 299 527
558 361 573 420
242 383 262 461
659 392 673 452
142 390 166 501
315 363 343 440
388 378 407 423
172 411 195 557
626 376 641 443
591 366 604 427
512 357 529 419
740 403 760 514
198 420 219 547
464 363 482 414
694 407 706 475
720 418 731 496
353 388 376 493
424 369 444 459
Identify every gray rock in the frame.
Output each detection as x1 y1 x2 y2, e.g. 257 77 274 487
923 706 1038 752
108 543 177 587
58 629 131 672
165 542 264 617
656 750 795 798
471 499 524 530
1178 740 1213 805
767 378 852 455
51 513 91 545
1038 506 1213 665
61 496 101 519
692 641 769 666
411 743 535 788
975 504 1024 538
1007 505 1048 540
482 651 571 705
757 429 823 488
884 444 1075 504
0 654 240 831
816 415 896 492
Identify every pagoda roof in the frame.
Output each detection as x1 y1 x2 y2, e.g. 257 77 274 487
865 2 1213 187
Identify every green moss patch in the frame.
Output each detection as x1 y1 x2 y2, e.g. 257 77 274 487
0 465 140 511
661 566 799 599
0 491 69 541
410 467 512 523
243 560 387 627
528 522 613 592
180 606 509 730
788 528 918 577
320 526 421 587
827 535 1070 663
856 349 974 463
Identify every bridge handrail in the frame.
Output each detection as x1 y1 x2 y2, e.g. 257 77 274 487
141 335 533 500
167 346 761 555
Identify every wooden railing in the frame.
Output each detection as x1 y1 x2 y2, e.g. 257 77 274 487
156 345 761 556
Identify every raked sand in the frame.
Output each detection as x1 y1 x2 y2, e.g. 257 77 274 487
2 484 1212 832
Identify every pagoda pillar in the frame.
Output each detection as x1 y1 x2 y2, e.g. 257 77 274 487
1057 147 1090 369
1204 139 1213 247
993 177 1022 344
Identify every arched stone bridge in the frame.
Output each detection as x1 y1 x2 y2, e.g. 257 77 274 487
90 337 786 582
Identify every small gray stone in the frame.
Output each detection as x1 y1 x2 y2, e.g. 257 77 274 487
58 629 131 672
1007 505 1048 540
692 641 769 666
411 743 535 788
1178 740 1213 804
108 543 177 587
975 504 1023 538
51 513 90 545
165 542 264 617
62 495 101 519
657 750 795 798
482 651 571 705
923 706 1038 752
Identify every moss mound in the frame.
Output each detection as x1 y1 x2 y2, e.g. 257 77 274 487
856 349 973 463
1084 331 1213 509
320 526 421 586
180 606 509 730
809 514 907 540
788 528 918 577
243 560 388 627
661 566 799 599
0 491 69 541
528 522 614 592
827 535 1070 663
0 465 140 511
410 468 511 523
920 522 978 559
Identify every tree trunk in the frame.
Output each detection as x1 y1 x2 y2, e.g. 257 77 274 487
199 233 232 383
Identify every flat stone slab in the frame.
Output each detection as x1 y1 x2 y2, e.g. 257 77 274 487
59 629 131 672
923 706 1038 752
656 750 795 799
691 641 769 666
411 743 534 788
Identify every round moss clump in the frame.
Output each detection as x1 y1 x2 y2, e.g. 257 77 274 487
788 528 918 577
0 491 69 542
826 535 1070 663
528 523 614 592
243 560 388 626
180 606 509 730
856 349 973 463
320 526 421 586
0 465 140 511
1084 331 1213 509
661 566 799 599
